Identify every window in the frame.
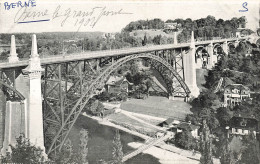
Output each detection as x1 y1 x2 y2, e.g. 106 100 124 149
240 119 247 127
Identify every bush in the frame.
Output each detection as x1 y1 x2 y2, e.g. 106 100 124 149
1 134 45 163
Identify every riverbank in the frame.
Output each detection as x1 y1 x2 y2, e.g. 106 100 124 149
127 142 198 164
82 112 151 140
80 112 220 164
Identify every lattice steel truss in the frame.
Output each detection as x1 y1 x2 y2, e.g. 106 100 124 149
45 51 191 156
0 68 25 101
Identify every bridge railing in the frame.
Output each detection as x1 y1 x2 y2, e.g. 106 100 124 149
0 36 248 63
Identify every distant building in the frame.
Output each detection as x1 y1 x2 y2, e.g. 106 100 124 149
164 23 181 32
227 114 259 138
159 118 180 128
176 122 200 138
102 33 116 40
223 84 250 107
105 76 132 94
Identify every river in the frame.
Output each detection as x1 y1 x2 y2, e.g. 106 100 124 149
68 115 160 164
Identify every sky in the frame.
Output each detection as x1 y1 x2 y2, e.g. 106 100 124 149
0 0 259 33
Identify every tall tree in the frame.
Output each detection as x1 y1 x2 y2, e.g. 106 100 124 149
79 129 89 164
112 130 124 164
219 138 236 164
239 134 260 164
200 120 213 164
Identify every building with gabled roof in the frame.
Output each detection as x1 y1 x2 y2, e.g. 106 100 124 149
176 122 200 138
223 84 250 107
226 113 259 138
105 76 133 94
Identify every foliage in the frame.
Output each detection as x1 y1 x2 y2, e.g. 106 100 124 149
79 129 89 164
219 138 236 164
122 19 165 32
174 129 198 150
53 139 77 163
1 135 45 163
142 34 147 46
200 120 213 164
83 98 104 115
216 107 232 127
239 133 260 164
112 130 123 164
96 91 128 102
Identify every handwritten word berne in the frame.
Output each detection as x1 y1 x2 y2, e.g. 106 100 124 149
4 0 36 10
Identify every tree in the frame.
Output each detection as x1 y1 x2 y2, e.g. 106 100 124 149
216 107 232 127
200 120 213 164
84 98 104 116
79 129 89 164
112 130 123 164
219 138 236 164
1 135 45 163
239 134 260 164
174 129 197 150
142 34 147 46
54 139 76 163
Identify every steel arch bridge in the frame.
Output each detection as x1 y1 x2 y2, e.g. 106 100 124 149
44 52 191 155
0 69 25 101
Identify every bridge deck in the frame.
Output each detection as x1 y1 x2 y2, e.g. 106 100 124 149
0 37 240 69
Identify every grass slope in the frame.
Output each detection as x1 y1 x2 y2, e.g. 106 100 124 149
121 96 192 120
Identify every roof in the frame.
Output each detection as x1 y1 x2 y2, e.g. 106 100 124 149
224 84 250 92
222 77 234 88
233 113 259 121
106 76 133 86
177 122 200 131
229 116 258 129
164 118 175 125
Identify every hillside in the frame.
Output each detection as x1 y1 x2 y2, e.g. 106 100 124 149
129 29 175 38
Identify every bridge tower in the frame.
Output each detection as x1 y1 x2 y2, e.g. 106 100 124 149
174 32 178 45
8 35 19 63
21 34 45 152
183 31 200 97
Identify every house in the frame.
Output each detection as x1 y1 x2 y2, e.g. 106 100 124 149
102 33 116 40
223 84 250 107
164 22 181 32
226 114 259 138
176 122 200 138
159 118 180 128
105 76 133 94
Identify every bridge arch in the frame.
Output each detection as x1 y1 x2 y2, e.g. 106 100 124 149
195 46 209 68
0 80 25 101
227 42 235 53
46 53 191 155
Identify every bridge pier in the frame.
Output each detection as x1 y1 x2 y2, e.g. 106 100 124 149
183 31 200 98
21 34 45 153
207 42 214 69
222 40 228 54
1 101 27 155
0 88 6 151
